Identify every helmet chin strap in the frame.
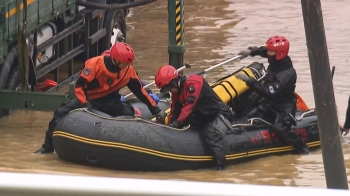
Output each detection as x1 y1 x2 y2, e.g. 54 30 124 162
109 57 121 66
175 76 186 92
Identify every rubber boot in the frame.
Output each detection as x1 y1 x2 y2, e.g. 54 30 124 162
216 157 226 171
293 139 309 155
34 137 54 154
217 165 225 171
35 147 54 154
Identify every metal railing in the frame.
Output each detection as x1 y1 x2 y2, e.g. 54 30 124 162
0 172 349 196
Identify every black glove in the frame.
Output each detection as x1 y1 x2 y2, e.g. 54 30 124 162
83 102 94 110
155 110 167 123
248 46 260 56
238 49 251 58
169 119 181 128
238 46 259 58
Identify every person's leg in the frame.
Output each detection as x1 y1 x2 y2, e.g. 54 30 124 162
272 106 309 154
203 114 232 170
232 102 272 126
97 101 135 117
34 99 82 154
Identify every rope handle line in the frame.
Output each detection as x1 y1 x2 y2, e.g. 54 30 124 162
67 108 315 132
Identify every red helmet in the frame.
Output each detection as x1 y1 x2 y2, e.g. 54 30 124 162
265 36 290 60
155 65 178 93
110 42 135 63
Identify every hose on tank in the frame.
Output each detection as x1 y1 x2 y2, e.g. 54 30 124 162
76 0 157 10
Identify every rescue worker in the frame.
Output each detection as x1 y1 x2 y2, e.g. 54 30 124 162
154 65 234 170
102 49 160 103
236 35 309 154
120 71 160 103
35 42 166 154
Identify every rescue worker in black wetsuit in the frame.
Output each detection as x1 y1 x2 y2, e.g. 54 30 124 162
339 96 350 136
154 65 234 170
236 35 309 154
35 42 166 154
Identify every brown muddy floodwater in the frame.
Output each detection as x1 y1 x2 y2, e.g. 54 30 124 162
1 0 350 188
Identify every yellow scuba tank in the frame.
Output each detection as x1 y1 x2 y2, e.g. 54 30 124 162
211 62 266 103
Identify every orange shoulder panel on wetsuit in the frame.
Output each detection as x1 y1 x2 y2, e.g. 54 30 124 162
86 63 131 99
74 56 103 105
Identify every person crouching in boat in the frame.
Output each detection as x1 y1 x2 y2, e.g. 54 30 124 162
236 35 309 154
154 65 234 170
101 49 160 104
35 42 167 154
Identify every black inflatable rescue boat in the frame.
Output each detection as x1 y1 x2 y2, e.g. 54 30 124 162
52 62 321 171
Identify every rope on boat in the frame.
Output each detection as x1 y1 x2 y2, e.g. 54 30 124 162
68 108 315 132
231 109 316 127
69 108 191 132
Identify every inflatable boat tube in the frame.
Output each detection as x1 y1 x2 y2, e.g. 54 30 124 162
53 94 320 172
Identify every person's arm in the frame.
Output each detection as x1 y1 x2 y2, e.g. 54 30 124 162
170 80 203 127
237 69 295 99
239 46 268 58
252 46 268 58
74 58 100 105
140 80 153 94
167 93 182 124
127 68 160 115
